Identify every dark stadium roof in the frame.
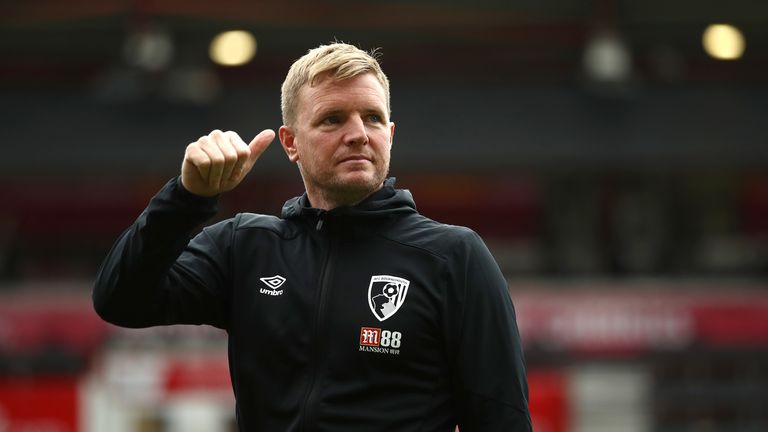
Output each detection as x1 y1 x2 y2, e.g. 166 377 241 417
2 0 767 86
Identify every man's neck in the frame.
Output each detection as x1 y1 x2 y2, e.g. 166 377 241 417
305 183 384 211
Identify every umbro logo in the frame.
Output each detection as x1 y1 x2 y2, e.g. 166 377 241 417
259 275 285 296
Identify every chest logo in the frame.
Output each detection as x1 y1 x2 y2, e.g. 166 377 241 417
259 275 286 296
368 275 410 321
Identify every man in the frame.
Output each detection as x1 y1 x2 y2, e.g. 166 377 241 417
93 42 531 431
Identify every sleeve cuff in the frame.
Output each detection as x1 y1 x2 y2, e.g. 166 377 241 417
168 176 219 210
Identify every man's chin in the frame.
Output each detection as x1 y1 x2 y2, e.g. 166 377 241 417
333 172 385 194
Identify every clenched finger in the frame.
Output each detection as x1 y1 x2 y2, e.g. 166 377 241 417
199 134 226 189
186 142 211 181
225 131 250 182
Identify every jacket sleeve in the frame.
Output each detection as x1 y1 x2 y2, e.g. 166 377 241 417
92 177 232 329
448 229 532 431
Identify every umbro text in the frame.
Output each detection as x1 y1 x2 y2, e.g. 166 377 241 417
260 288 283 296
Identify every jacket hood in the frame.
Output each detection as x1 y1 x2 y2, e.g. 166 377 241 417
281 177 417 221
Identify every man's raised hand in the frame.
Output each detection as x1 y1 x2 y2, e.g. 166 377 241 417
181 129 275 197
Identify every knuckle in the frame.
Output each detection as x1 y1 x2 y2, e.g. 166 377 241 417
223 152 237 163
185 146 201 160
237 147 251 158
226 132 244 149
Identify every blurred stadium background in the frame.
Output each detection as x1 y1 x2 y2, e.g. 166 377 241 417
1 0 767 431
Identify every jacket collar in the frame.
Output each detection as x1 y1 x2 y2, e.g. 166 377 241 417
280 177 417 222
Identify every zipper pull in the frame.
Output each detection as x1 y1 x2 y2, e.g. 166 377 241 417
316 213 325 231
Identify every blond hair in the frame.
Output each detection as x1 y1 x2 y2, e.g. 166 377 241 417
280 43 390 127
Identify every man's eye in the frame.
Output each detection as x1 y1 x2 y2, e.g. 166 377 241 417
322 116 339 125
367 114 382 123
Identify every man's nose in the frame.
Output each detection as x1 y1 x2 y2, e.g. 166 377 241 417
343 114 369 146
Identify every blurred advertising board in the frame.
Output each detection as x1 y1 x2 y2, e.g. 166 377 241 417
0 377 78 432
513 285 768 355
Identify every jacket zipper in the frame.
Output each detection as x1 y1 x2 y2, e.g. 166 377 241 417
299 213 337 431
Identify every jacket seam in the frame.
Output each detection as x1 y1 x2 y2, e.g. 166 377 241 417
232 218 301 239
372 233 453 263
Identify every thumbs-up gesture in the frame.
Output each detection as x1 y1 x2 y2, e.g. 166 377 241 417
181 129 275 197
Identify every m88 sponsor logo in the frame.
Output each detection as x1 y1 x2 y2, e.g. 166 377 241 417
359 327 402 355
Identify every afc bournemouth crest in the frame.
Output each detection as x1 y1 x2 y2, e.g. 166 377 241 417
367 275 410 322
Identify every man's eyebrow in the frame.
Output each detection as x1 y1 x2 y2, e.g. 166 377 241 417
311 105 386 119
311 107 343 118
362 106 385 113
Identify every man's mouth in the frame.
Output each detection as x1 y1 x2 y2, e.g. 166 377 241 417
339 155 371 163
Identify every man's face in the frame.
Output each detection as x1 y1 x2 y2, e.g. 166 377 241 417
279 72 395 208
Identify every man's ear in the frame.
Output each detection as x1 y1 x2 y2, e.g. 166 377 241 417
279 125 299 163
389 122 395 149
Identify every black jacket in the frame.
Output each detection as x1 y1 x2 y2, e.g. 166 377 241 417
93 177 531 431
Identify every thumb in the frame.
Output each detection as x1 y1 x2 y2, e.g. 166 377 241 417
246 129 276 166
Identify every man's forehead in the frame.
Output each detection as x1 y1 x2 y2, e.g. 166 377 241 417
306 72 384 94
301 73 387 112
